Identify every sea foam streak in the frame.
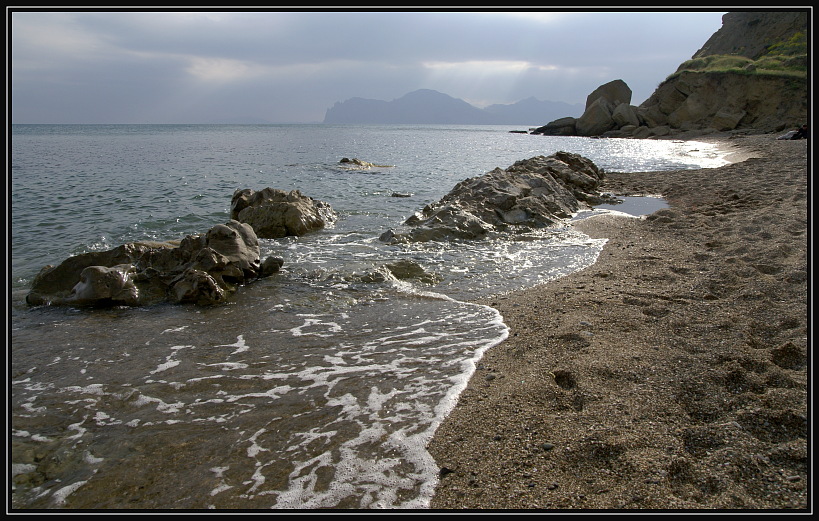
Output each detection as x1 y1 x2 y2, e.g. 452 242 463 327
11 279 511 509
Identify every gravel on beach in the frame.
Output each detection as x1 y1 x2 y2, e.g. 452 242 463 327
428 134 810 511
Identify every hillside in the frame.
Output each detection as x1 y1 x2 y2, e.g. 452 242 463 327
691 10 808 60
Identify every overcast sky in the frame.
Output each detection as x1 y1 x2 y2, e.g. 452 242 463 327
10 9 728 124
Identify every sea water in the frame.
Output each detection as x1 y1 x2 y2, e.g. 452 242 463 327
10 124 729 509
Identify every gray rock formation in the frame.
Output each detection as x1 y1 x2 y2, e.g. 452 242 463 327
536 79 642 138
530 11 807 137
576 97 617 137
381 152 614 243
531 117 577 136
26 220 281 308
231 187 337 239
585 79 632 110
638 70 806 133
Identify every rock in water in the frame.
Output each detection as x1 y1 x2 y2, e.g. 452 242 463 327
339 157 395 169
381 152 614 243
26 220 275 307
230 187 337 239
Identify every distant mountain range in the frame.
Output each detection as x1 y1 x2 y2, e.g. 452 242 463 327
323 89 583 125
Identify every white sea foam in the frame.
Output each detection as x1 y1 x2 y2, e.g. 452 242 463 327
52 480 88 505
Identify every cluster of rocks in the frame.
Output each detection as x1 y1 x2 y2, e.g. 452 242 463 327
28 152 615 308
380 151 616 243
531 79 673 139
27 188 337 308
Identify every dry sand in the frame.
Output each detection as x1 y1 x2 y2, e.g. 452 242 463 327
427 134 810 511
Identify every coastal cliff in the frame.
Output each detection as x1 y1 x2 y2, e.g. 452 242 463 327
534 10 808 137
638 11 808 134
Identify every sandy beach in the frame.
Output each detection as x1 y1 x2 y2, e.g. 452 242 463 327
428 134 809 510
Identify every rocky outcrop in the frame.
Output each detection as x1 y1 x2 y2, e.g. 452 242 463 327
533 80 643 138
26 220 281 307
530 117 577 136
637 71 807 133
380 152 614 243
532 11 808 137
640 11 808 134
230 188 336 239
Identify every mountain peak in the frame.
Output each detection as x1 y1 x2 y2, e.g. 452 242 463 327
324 90 582 125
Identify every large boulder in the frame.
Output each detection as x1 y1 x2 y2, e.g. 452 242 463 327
575 97 617 137
26 220 279 308
381 152 613 243
585 79 632 110
231 188 336 239
573 80 634 137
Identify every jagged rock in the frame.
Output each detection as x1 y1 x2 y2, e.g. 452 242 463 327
260 256 285 277
26 220 274 308
169 268 228 306
382 152 612 243
66 264 141 307
631 126 652 139
711 108 748 131
231 187 336 239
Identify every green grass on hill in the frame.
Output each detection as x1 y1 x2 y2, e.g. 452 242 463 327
670 31 807 80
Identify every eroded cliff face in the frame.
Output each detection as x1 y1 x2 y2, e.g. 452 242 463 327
637 11 808 134
639 71 807 133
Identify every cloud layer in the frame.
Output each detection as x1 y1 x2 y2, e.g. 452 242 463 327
10 10 726 123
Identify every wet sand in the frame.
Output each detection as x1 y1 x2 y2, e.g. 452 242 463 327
428 134 809 510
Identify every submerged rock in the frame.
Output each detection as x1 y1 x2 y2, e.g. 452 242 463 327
26 220 279 308
381 152 615 243
385 259 443 285
231 187 337 239
339 157 395 169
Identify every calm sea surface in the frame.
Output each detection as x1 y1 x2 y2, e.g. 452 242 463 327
10 124 729 509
